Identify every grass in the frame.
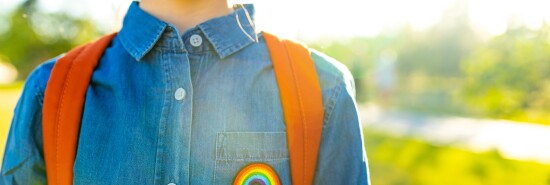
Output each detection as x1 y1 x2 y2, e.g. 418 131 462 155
364 130 550 185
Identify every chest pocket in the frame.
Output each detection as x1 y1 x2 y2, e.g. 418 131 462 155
214 132 291 185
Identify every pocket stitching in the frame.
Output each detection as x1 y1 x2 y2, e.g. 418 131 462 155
213 132 289 184
215 132 289 161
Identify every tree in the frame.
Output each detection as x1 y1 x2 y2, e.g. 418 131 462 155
0 0 102 79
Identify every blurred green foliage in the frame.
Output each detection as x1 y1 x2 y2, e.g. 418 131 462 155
462 26 550 123
310 3 550 124
364 129 550 185
309 5 477 115
0 0 101 79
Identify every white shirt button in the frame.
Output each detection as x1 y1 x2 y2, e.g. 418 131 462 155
174 88 186 100
190 34 202 47
167 183 176 185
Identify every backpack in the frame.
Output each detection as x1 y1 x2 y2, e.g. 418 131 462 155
42 32 324 185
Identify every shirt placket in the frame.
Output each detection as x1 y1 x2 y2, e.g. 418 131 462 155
155 28 194 185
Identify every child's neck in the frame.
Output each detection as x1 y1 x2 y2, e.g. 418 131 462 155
139 0 233 33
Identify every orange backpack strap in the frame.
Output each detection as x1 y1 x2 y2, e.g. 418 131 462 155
263 32 325 185
42 33 116 185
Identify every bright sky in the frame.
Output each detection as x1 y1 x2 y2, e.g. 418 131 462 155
1 0 550 40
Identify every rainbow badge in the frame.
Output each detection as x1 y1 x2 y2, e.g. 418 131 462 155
233 163 281 185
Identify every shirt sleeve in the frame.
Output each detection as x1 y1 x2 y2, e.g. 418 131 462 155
311 52 370 185
1 60 56 185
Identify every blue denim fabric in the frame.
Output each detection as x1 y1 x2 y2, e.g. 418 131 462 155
1 2 369 185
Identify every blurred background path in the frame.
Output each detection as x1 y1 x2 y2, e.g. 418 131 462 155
360 104 550 164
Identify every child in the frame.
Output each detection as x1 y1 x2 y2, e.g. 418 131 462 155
1 0 369 184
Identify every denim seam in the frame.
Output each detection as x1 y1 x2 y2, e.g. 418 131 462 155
198 24 253 59
1 154 31 176
34 76 44 107
214 132 289 160
216 132 287 134
213 134 222 183
323 82 344 128
191 55 205 92
118 34 140 61
119 23 166 61
117 10 141 60
153 51 169 185
198 25 227 57
138 26 167 61
215 158 289 162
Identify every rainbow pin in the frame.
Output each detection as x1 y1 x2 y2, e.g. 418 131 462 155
233 163 281 185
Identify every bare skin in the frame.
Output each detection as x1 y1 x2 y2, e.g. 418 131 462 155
139 0 233 33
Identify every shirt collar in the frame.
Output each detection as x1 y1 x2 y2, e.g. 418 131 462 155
118 2 167 61
197 4 257 58
118 2 257 61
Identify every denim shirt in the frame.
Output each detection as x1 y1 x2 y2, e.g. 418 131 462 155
1 2 369 185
